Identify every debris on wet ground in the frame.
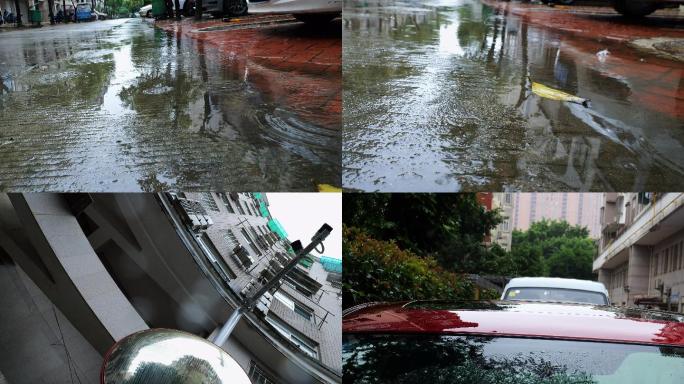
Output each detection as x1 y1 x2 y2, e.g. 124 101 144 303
317 184 342 192
531 80 590 107
343 0 684 192
596 49 610 63
631 38 684 62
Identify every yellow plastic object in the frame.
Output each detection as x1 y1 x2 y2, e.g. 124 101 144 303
318 184 342 192
531 80 590 107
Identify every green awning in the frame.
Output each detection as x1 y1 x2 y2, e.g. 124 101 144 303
268 218 288 240
259 202 269 217
320 256 342 273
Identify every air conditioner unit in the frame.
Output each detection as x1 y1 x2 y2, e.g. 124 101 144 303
255 292 273 315
240 279 257 297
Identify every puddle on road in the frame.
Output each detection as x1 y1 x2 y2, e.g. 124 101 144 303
0 19 339 191
343 0 684 191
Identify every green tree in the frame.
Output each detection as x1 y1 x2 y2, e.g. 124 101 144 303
510 219 596 280
343 193 503 274
342 227 474 309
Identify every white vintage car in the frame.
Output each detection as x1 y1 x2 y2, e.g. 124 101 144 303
501 277 610 305
247 0 341 23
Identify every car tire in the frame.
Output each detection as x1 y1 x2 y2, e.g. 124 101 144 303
146 10 151 18
227 0 248 16
293 13 337 24
612 0 657 17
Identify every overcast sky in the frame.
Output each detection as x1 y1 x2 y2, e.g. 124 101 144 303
266 193 341 260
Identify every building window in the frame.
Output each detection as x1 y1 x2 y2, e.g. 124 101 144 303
241 228 261 255
248 361 276 384
225 229 239 248
273 291 314 322
266 315 319 358
294 305 313 322
200 193 219 212
200 234 237 280
218 193 235 214
236 201 246 215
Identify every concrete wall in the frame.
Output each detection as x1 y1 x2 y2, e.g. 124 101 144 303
0 249 101 383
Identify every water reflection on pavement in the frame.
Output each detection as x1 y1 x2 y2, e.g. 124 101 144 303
343 0 684 191
0 19 340 191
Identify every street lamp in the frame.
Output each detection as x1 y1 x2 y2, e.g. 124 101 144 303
211 223 333 346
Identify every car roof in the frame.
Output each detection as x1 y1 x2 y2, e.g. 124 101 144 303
503 277 608 295
343 301 684 347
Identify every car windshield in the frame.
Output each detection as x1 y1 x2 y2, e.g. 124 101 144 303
343 334 684 384
504 287 608 305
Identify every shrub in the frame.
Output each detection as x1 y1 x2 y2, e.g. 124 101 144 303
343 226 474 309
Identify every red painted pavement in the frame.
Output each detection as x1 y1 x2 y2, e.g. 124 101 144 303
482 1 684 120
155 16 341 128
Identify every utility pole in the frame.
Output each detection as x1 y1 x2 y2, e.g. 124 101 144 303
174 0 180 19
211 223 332 346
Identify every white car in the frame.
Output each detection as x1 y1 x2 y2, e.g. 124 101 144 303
138 4 152 17
501 277 610 305
247 0 341 23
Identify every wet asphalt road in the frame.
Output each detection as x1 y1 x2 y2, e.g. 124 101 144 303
343 0 684 192
0 19 340 191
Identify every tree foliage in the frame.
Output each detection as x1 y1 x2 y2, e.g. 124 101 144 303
343 194 503 274
509 219 596 280
105 0 147 15
342 227 474 309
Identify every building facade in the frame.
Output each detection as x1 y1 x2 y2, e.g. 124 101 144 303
511 193 602 239
491 193 515 251
594 193 684 312
0 193 342 384
185 192 343 379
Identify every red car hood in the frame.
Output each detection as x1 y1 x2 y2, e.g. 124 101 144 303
343 301 684 346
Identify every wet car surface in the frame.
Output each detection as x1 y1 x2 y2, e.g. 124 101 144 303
0 18 340 191
343 0 684 192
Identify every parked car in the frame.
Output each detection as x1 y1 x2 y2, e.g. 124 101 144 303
501 277 610 305
343 300 684 383
611 0 684 17
540 0 684 17
247 0 342 24
138 4 152 17
75 3 95 21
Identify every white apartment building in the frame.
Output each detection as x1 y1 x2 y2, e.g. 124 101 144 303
594 193 684 312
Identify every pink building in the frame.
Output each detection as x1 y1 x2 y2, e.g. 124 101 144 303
512 193 602 239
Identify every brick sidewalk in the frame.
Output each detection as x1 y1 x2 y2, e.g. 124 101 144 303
155 16 341 128
482 0 684 120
